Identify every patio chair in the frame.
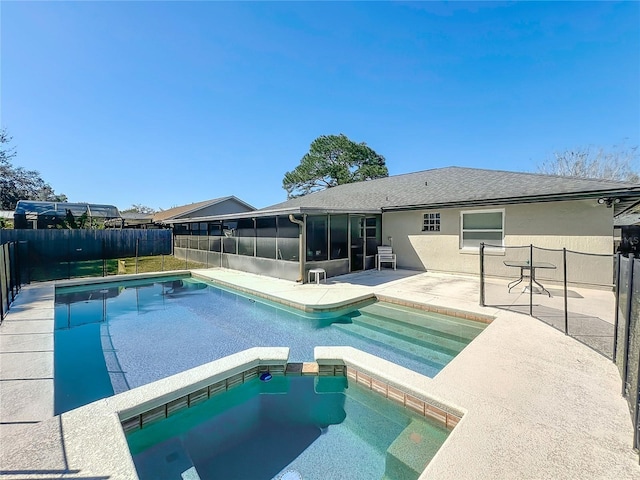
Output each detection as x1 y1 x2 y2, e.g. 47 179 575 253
376 245 396 270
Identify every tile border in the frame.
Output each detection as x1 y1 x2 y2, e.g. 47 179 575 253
121 359 462 436
344 365 461 430
375 293 494 324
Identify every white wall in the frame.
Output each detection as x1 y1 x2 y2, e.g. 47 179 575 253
382 199 614 286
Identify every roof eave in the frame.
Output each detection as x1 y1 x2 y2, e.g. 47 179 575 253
382 189 640 212
159 206 382 224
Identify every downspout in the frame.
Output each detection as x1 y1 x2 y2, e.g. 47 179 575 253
289 214 305 283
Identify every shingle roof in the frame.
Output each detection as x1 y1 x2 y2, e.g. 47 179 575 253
263 166 640 213
152 196 255 222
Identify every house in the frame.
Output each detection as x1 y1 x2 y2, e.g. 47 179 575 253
170 167 640 284
154 196 256 233
0 211 14 228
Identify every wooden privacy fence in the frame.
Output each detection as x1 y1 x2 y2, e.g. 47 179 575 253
0 229 172 282
0 229 172 260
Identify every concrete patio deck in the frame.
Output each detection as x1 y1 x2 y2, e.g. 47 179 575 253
0 268 637 479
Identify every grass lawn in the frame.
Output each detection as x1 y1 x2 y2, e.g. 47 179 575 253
117 255 206 274
29 255 206 281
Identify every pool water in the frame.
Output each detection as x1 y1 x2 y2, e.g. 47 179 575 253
54 276 486 414
126 376 450 480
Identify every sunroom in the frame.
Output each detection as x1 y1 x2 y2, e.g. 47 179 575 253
164 208 383 282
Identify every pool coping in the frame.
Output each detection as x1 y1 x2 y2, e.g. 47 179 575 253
0 272 472 480
1 345 466 480
2 269 637 480
191 271 495 323
191 271 379 315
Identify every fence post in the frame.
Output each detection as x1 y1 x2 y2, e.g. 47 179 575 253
563 248 568 335
135 238 139 274
67 235 71 280
635 318 640 451
479 242 485 306
102 239 106 277
18 240 29 285
529 244 533 317
0 247 5 322
622 253 635 396
613 252 621 361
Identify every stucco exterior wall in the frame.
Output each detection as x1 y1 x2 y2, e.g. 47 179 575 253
382 199 614 286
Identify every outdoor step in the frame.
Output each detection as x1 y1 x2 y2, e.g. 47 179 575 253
333 323 451 370
350 315 467 356
384 419 449 480
358 302 486 342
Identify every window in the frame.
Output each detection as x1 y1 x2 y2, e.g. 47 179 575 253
208 222 222 236
364 216 381 257
422 213 440 232
460 209 504 249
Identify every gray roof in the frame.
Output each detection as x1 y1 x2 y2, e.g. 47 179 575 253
153 196 255 222
120 212 154 220
262 167 640 214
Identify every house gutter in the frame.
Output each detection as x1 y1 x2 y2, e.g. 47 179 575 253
289 214 305 283
381 189 640 212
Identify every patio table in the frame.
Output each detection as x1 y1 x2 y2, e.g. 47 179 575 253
503 260 556 297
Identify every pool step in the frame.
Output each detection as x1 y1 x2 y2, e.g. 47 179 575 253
346 381 411 427
342 385 408 452
131 437 202 480
333 322 452 370
358 303 485 342
349 314 468 356
383 419 449 480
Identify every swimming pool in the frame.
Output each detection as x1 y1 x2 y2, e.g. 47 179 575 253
126 375 450 480
54 275 486 414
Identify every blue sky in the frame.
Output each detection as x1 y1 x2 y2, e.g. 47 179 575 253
2 1 638 211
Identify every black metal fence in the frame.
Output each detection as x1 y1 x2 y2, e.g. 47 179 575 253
481 244 639 457
614 254 640 454
0 241 24 323
480 243 616 358
0 229 172 282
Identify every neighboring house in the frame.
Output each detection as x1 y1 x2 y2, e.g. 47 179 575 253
171 167 640 285
154 196 256 232
0 211 14 228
